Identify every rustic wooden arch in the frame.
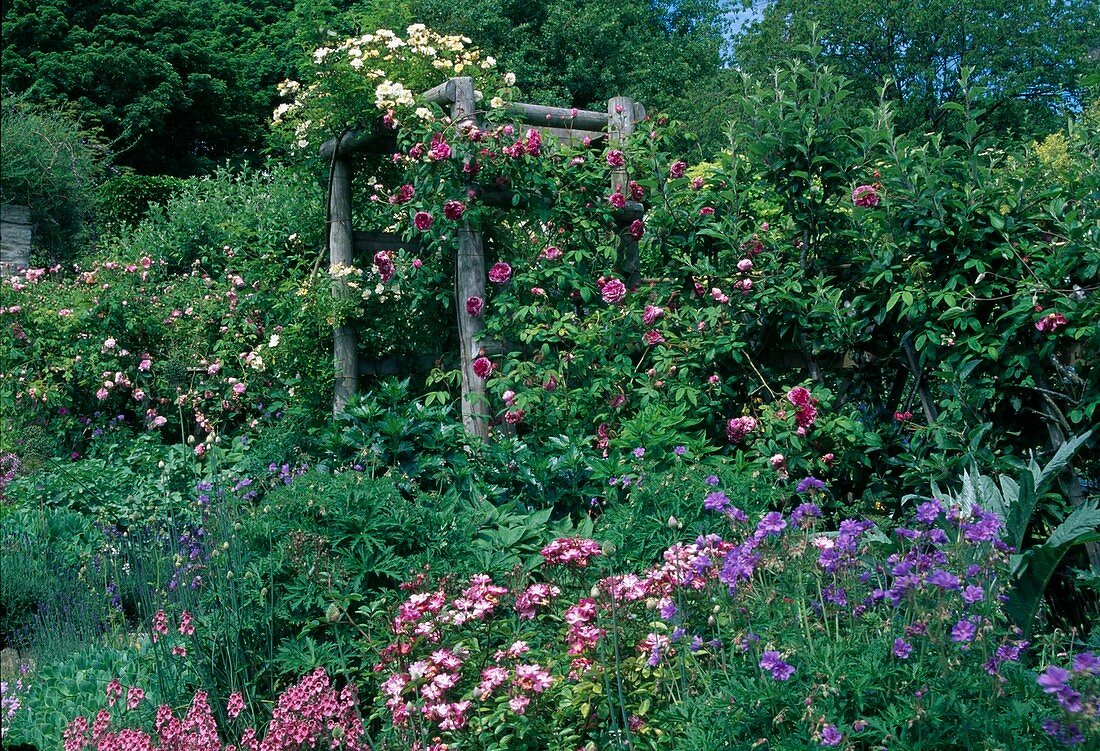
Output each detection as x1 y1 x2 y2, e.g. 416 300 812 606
321 77 645 438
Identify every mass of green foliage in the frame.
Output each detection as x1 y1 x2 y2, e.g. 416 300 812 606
1 9 1098 751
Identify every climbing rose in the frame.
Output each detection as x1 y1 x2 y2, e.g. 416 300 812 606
392 184 415 204
1035 312 1067 332
642 330 665 346
472 357 494 379
543 245 562 260
726 416 758 443
606 149 625 167
465 296 484 317
600 278 627 304
488 262 512 284
414 211 433 231
628 219 644 239
669 160 687 178
609 192 626 209
444 200 465 220
852 184 880 207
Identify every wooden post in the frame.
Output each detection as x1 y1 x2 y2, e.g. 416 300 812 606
450 78 491 439
330 156 357 414
609 96 641 289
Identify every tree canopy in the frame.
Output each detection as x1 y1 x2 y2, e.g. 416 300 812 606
732 0 1100 135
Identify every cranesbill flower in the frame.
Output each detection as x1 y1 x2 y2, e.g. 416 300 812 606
1073 651 1100 675
951 618 978 645
704 491 730 512
759 650 795 681
820 725 843 746
927 569 960 590
758 511 787 536
796 477 826 494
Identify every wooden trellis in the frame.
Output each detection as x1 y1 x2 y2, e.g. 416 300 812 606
321 77 645 438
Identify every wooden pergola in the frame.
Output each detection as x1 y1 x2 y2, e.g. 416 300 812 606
321 77 645 438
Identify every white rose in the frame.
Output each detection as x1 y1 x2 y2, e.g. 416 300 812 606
504 72 516 86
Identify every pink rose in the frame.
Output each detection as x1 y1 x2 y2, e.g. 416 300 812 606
642 329 665 346
669 160 687 178
852 184 880 207
691 177 704 191
472 357 494 379
488 262 512 284
606 149 625 167
699 206 715 216
643 305 664 325
505 409 525 425
629 181 644 201
414 211 433 231
608 192 626 209
737 258 753 272
392 184 415 204
502 389 517 406
628 219 644 240
600 278 627 304
465 296 484 317
444 200 465 220
542 245 562 260
429 135 451 161
726 416 758 443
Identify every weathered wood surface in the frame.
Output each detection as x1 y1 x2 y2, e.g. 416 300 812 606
450 78 491 439
608 98 641 288
506 102 608 131
1 204 32 274
319 123 398 160
329 158 357 414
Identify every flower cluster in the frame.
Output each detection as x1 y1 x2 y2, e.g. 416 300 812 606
539 537 602 567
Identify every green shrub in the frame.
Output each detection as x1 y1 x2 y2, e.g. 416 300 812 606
0 94 107 264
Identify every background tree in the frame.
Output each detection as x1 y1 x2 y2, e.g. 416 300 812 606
0 0 338 175
730 0 1100 137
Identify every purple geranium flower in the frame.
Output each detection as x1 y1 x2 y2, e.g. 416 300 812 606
704 491 730 512
757 511 787 537
796 476 826 493
759 650 795 681
927 569 960 590
1073 651 1100 675
820 725 843 747
951 618 977 645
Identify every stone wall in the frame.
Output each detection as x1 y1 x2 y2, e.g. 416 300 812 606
1 204 32 275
